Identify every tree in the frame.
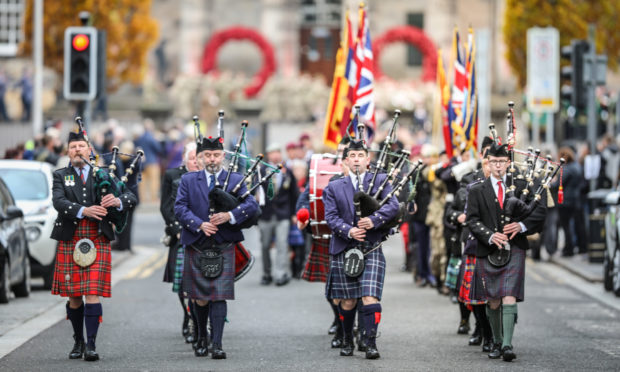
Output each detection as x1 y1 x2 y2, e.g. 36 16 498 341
21 0 159 92
503 0 620 89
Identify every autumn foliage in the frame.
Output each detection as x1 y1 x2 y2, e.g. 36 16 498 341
21 0 159 92
503 0 620 89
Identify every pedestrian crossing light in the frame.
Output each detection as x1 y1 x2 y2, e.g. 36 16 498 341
560 40 589 110
64 26 98 100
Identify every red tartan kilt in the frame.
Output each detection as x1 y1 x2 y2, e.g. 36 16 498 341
301 239 330 282
51 219 112 297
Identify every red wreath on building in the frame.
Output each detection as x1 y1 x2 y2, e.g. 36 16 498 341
373 26 437 83
201 26 277 98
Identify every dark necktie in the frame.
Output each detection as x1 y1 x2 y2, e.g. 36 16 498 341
497 180 504 209
209 174 216 191
79 168 85 184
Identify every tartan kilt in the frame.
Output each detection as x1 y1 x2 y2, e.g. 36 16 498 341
444 256 461 290
163 239 181 283
458 255 486 305
182 242 235 301
172 245 185 293
51 219 112 298
301 239 330 282
473 248 526 302
326 247 386 300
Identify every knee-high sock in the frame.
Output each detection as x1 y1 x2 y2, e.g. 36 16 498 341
178 293 188 318
84 303 102 348
194 302 210 340
328 299 339 324
209 301 227 346
486 305 503 345
66 302 84 341
338 305 356 339
188 301 197 334
501 304 518 348
459 302 471 323
356 300 365 335
473 305 492 341
361 303 382 347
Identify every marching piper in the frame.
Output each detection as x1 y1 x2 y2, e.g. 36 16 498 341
175 134 259 359
51 125 137 361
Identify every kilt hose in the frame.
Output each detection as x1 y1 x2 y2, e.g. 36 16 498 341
52 219 112 298
326 247 386 300
301 239 330 283
172 245 185 293
473 248 526 302
182 242 235 301
458 255 486 306
163 239 181 283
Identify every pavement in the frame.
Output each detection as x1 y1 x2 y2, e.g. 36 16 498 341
550 254 604 283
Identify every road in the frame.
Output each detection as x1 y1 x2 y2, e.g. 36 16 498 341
0 205 619 371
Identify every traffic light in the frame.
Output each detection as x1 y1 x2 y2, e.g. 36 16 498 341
64 27 98 100
560 40 589 110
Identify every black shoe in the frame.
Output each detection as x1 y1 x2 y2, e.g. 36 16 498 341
482 339 493 352
194 338 208 357
357 337 367 352
331 335 343 348
328 321 338 335
83 345 99 362
182 313 190 337
260 275 272 285
69 336 85 359
469 334 482 346
365 345 380 360
457 319 470 334
211 344 227 359
340 337 354 356
488 343 503 359
275 276 290 286
185 319 196 344
502 346 516 362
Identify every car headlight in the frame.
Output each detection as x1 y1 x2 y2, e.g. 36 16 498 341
25 225 42 242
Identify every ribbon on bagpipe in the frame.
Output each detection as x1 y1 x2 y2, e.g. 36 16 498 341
74 117 143 233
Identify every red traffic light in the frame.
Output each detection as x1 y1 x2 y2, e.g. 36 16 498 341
72 34 90 51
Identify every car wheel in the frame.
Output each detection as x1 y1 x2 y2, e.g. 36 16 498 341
13 254 31 298
604 250 613 291
0 259 10 304
613 248 620 297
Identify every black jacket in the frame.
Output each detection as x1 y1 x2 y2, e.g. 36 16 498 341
160 165 187 236
51 165 137 242
466 177 546 257
260 165 299 221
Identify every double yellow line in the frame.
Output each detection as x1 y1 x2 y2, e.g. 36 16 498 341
124 251 168 280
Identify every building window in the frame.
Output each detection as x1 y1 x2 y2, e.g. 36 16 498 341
0 0 24 57
407 12 424 67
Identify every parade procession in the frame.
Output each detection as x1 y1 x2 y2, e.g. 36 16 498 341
2 1 620 371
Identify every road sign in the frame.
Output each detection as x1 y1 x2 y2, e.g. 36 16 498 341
527 27 559 113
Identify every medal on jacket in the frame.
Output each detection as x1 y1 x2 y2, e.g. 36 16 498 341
344 248 364 278
73 238 97 267
64 175 75 187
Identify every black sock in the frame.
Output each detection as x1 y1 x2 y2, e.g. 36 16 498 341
188 300 197 336
178 293 188 318
473 305 492 340
459 302 471 323
194 302 210 340
361 303 382 347
339 304 356 339
66 302 84 341
209 301 227 347
84 303 102 349
328 299 339 324
356 300 365 337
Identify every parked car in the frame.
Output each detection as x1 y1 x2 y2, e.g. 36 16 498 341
604 189 620 296
0 160 56 289
0 177 30 303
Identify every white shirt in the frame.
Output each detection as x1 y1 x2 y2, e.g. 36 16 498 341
349 172 366 191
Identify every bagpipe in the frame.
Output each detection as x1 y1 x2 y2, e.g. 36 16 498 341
349 107 424 234
74 116 143 233
486 102 564 267
192 113 281 231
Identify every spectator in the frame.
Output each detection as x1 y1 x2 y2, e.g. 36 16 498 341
16 68 32 122
0 69 9 121
134 119 164 203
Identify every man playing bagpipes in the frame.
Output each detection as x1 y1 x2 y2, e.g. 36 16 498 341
174 118 260 359
322 135 400 360
51 118 138 362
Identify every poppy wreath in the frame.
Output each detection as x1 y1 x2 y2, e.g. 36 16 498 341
372 26 437 82
201 26 277 97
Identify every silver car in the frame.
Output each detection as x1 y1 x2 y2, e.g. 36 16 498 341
0 160 56 289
